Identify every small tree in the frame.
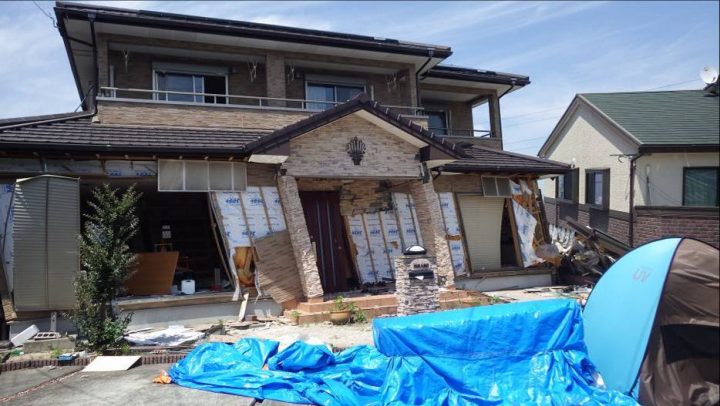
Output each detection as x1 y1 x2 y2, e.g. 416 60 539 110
71 184 141 351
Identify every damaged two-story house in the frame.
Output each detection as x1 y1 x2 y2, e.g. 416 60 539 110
0 2 567 336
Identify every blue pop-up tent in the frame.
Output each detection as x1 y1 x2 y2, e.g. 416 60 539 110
583 237 719 405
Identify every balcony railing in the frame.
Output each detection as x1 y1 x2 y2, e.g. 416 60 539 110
98 87 425 116
429 128 492 138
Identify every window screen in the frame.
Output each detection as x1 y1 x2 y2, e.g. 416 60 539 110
684 167 719 206
306 82 364 110
158 160 246 192
482 177 512 197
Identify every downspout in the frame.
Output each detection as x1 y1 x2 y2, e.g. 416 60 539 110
415 50 434 114
87 12 99 113
628 152 644 247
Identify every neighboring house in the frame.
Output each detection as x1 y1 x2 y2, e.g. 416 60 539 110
539 88 719 248
0 2 567 336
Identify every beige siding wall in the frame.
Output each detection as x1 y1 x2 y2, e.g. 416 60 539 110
281 114 420 178
544 103 639 212
635 152 719 206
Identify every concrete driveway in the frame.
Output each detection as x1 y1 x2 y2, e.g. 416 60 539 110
0 364 300 405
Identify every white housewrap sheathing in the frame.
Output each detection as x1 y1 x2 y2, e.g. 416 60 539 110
210 187 287 292
437 192 467 276
348 192 472 285
510 181 543 268
392 193 423 248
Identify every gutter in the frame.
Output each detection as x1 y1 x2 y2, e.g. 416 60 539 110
415 50 435 108
628 152 644 247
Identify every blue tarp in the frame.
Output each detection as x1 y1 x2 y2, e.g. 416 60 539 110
169 299 637 405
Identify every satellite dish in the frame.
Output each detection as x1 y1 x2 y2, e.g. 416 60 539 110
700 66 719 84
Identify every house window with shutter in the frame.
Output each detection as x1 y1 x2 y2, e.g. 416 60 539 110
556 168 579 202
585 169 610 209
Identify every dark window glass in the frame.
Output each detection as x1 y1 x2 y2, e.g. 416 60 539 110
336 85 363 102
156 72 226 104
426 111 448 135
557 169 578 202
684 167 719 206
204 76 227 104
306 83 364 110
586 170 608 207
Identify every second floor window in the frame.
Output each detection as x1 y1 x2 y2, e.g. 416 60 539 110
425 110 448 135
683 167 719 207
306 82 364 110
155 71 227 104
585 169 609 208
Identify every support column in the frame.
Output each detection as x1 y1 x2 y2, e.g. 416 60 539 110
277 175 324 299
265 53 286 107
488 91 503 148
409 178 455 287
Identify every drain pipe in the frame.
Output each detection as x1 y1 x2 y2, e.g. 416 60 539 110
415 50 434 113
628 152 644 247
88 12 99 110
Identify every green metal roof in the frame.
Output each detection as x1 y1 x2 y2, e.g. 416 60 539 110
580 90 719 146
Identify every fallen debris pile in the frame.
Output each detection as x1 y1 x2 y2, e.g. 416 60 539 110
168 299 637 405
550 217 630 286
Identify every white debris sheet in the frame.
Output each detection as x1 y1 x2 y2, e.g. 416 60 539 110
83 356 141 372
125 325 204 346
437 192 467 276
392 193 423 247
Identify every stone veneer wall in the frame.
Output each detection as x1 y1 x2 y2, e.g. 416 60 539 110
295 178 406 216
410 178 455 287
276 175 324 298
281 114 421 178
394 256 440 315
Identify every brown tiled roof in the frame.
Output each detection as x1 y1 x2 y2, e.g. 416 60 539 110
0 116 267 156
245 95 462 159
442 144 569 175
0 112 89 128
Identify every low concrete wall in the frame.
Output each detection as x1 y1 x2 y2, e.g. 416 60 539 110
122 298 283 329
456 273 552 292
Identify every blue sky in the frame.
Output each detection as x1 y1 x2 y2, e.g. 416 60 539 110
1 1 718 155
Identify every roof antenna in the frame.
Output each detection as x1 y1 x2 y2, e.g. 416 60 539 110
700 66 719 96
248 60 258 83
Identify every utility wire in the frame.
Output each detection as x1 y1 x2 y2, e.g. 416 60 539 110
644 79 702 91
32 0 57 28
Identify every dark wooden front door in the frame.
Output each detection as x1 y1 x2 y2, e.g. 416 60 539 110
299 191 352 293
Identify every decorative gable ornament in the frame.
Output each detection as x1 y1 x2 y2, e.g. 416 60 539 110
346 137 366 165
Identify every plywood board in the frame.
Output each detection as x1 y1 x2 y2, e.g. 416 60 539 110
124 251 179 296
83 356 141 372
253 231 304 304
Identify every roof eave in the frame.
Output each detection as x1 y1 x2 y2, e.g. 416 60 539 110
55 2 453 59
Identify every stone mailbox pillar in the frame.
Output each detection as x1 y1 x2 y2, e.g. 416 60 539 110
394 246 440 316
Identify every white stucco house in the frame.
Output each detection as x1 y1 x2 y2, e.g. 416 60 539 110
538 88 719 247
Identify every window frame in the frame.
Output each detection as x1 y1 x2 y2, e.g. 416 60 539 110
556 168 579 203
304 80 366 110
682 166 720 207
151 63 229 105
157 160 247 192
585 168 610 209
481 176 512 198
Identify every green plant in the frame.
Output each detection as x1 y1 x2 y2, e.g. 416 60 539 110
349 303 367 323
70 184 141 352
332 295 349 312
50 348 63 358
